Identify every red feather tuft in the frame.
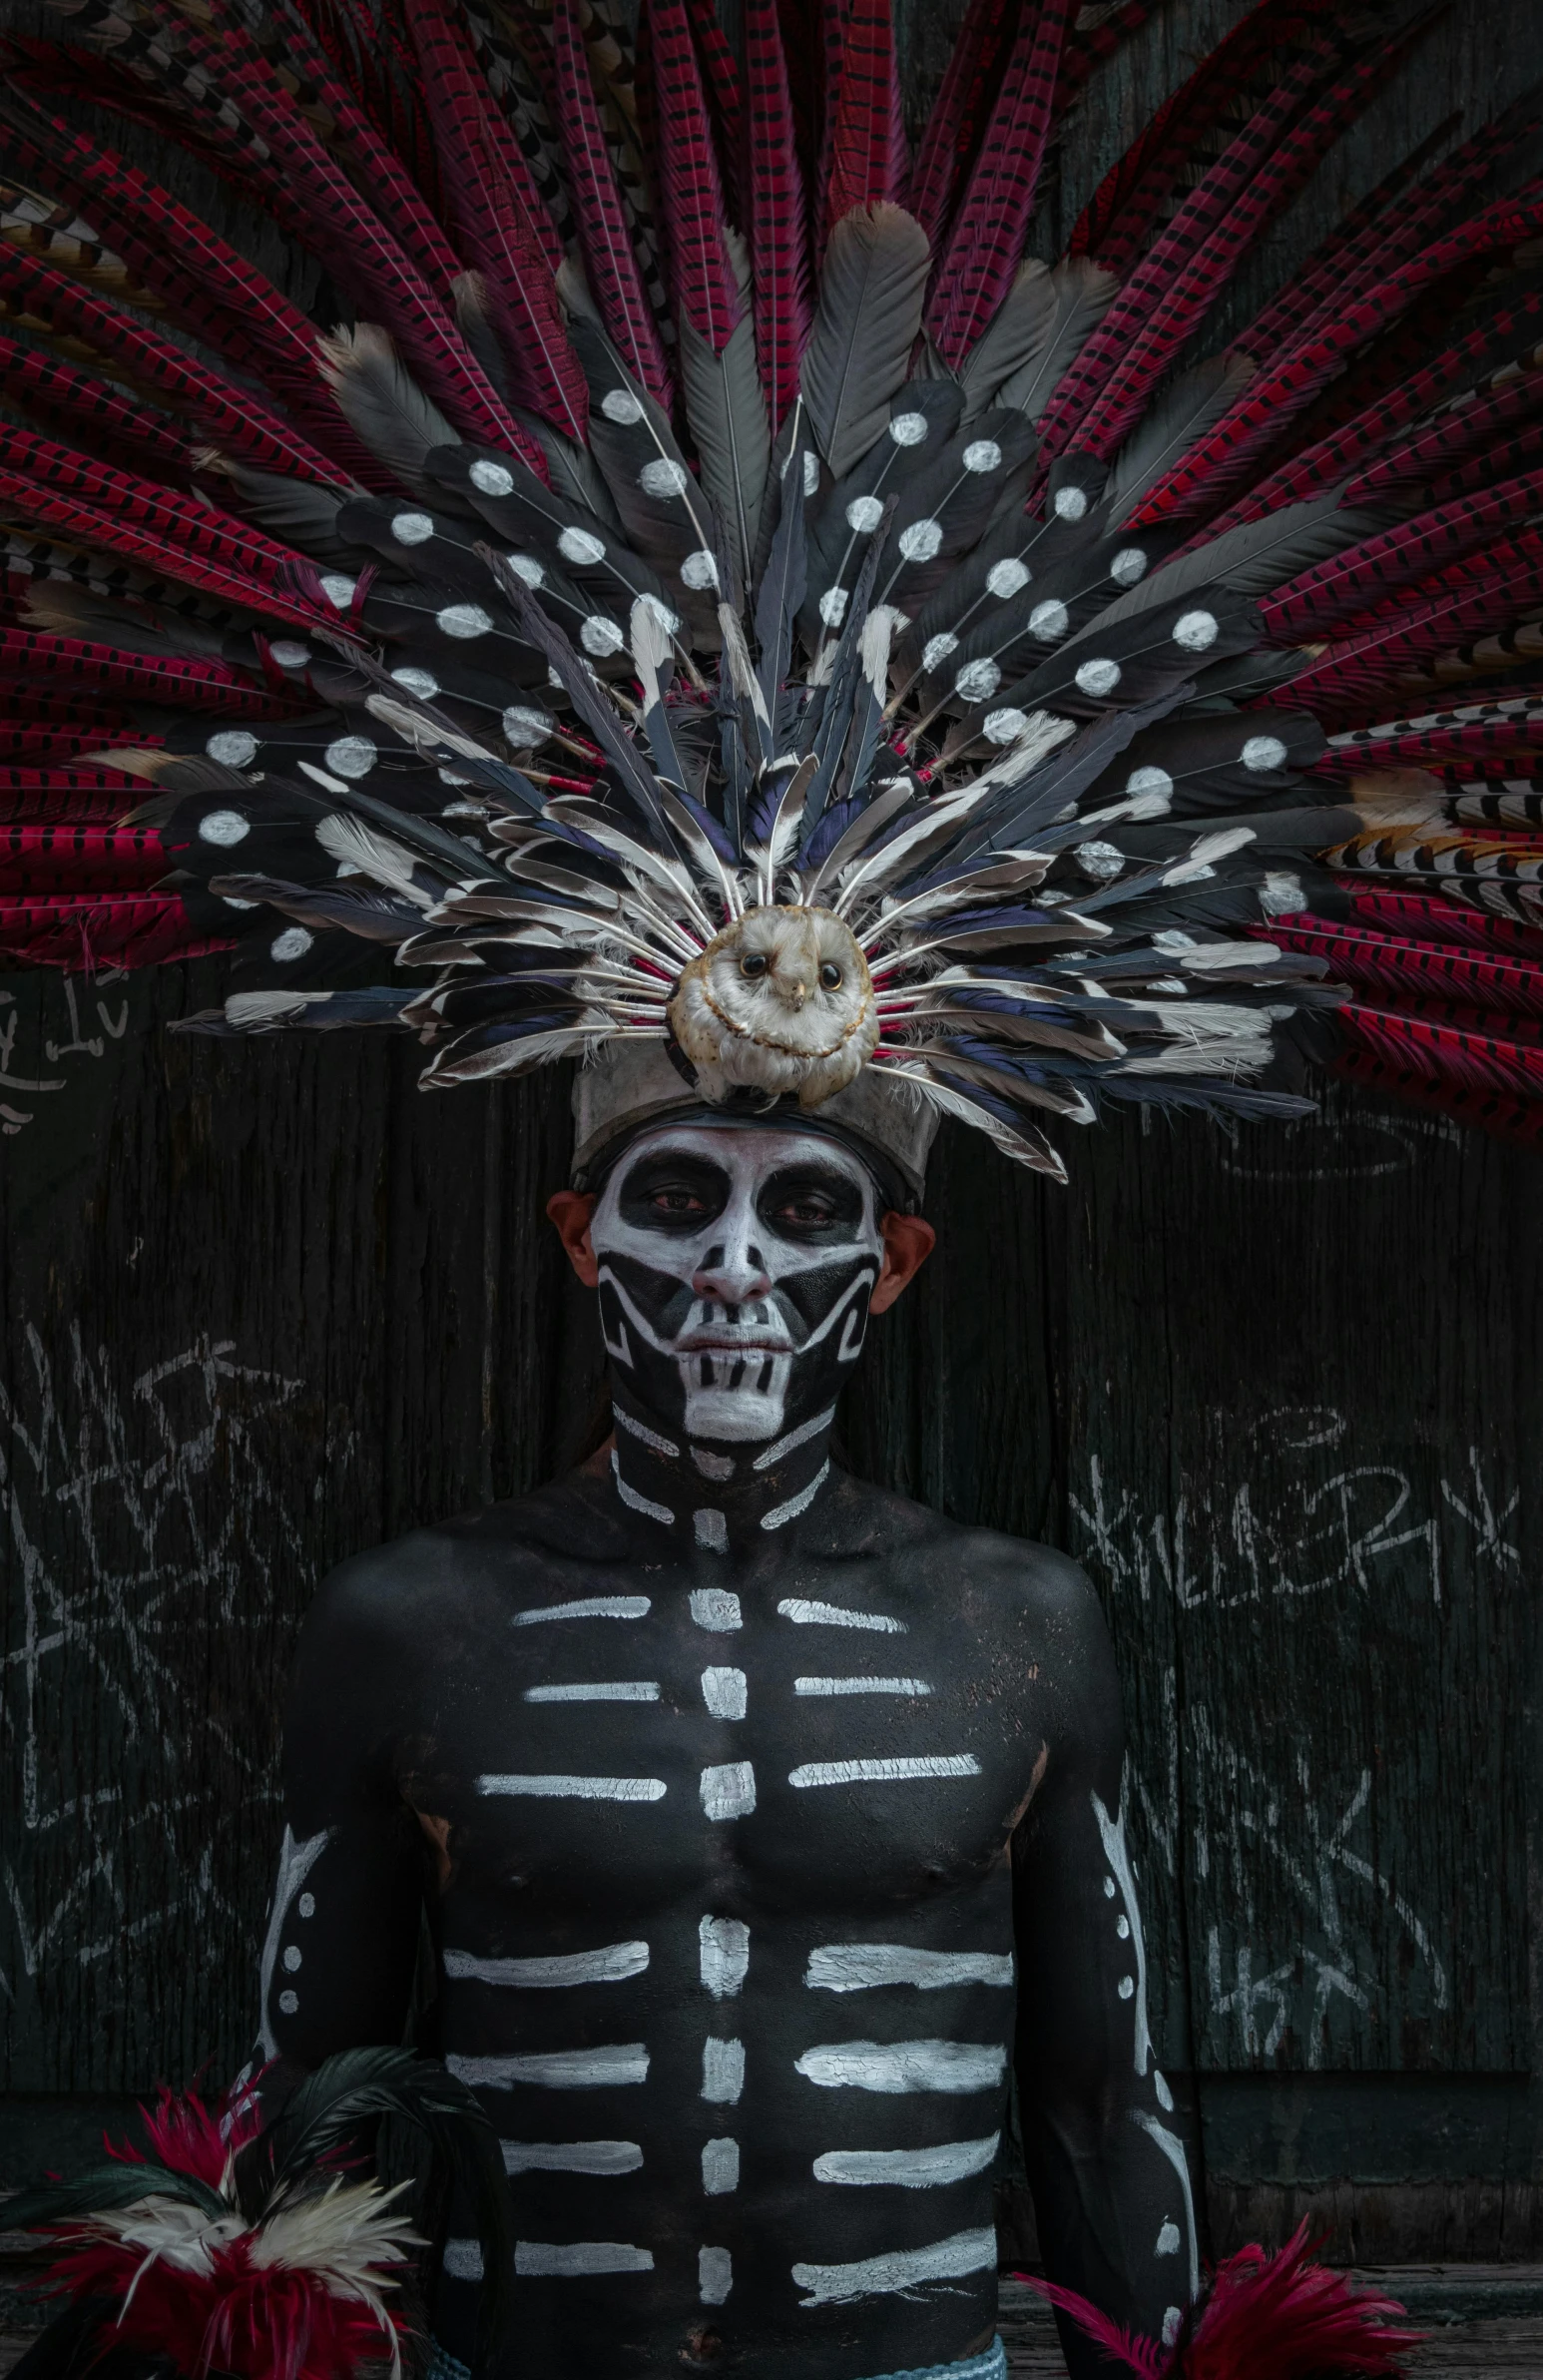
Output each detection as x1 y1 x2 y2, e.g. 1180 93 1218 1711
1057 30 1424 471
744 0 810 426
400 0 589 439
36 2229 409 2380
649 0 743 351
822 0 908 232
1021 2223 1417 2380
1066 0 1337 275
926 0 1077 369
552 0 674 406
907 0 1017 248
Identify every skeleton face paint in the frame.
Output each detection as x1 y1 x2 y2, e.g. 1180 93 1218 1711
589 1125 884 1444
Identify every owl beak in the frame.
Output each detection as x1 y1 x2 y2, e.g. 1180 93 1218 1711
784 978 808 1009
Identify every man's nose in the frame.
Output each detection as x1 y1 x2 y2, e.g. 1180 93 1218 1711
693 1237 773 1306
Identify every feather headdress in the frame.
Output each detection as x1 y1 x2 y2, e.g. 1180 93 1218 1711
0 0 1540 1170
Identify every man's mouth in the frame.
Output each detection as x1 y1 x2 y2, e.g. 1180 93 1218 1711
675 1327 794 1355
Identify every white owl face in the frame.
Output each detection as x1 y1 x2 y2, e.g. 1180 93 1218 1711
588 1123 883 1443
667 904 880 1106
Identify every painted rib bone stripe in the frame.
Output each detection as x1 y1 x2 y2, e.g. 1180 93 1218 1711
812 2132 1001 2186
512 1595 653 1625
793 1676 932 1696
794 2040 1006 2091
516 2241 655 2275
523 1680 661 1701
788 1755 981 1786
776 1597 907 1631
501 2140 644 2174
442 1942 649 1986
475 1773 667 1799
804 1945 1013 1991
791 2226 999 2305
447 2045 650 2087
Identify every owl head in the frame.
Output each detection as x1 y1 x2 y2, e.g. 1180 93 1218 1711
667 903 879 1107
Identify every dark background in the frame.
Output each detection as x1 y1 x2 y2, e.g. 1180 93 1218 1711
1 0 1539 2270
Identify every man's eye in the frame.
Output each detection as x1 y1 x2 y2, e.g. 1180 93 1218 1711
649 1188 706 1214
777 1198 836 1226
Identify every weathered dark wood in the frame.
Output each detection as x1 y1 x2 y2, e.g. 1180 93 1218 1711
1 0 1540 2272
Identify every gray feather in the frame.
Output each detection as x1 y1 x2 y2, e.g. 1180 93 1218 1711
200 458 354 557
1071 498 1388 640
678 313 772 591
1106 352 1257 515
981 258 1120 424
800 203 930 478
315 323 459 491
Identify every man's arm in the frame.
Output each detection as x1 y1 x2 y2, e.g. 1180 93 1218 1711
1011 1559 1199 2377
232 1557 430 2107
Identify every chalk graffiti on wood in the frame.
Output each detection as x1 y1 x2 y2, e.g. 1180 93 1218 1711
0 1326 319 2062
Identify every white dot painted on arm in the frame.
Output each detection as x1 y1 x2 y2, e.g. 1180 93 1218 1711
297 1893 315 1918
1156 2220 1181 2255
1154 2071 1175 2111
1103 1875 1117 1898
1116 1916 1130 1939
1118 1976 1135 2000
1163 2307 1183 2345
278 1989 298 2014
282 1944 301 1972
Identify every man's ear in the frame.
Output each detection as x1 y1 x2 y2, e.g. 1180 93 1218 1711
869 1212 935 1315
546 1189 600 1287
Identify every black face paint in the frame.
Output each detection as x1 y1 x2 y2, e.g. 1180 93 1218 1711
591 1126 884 1451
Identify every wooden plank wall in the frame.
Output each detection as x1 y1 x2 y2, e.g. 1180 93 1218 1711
1 0 1539 2265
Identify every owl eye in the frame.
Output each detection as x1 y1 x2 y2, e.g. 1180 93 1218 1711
741 952 769 979
819 961 842 989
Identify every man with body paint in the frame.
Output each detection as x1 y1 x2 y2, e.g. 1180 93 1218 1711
241 1048 1197 2380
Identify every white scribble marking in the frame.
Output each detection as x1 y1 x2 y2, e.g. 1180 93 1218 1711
475 1774 666 1801
805 1945 1012 1993
700 1916 750 1998
701 1762 756 1819
612 1453 674 1524
754 1406 837 1470
777 1598 905 1632
516 2240 654 2276
702 2039 746 2102
762 1462 830 1530
791 2226 997 2305
702 2137 740 2193
790 1756 980 1788
448 2046 649 2088
443 1942 648 1988
502 2140 642 2174
257 1825 332 2060
795 1676 931 1697
702 1666 748 1719
1093 1790 1151 2077
691 1587 743 1631
1131 2109 1200 2300
699 2246 733 2302
513 1595 651 1627
813 2133 1000 2188
524 1681 660 1703
795 2041 1005 2093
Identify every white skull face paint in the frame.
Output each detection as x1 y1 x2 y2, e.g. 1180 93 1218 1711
589 1125 884 1445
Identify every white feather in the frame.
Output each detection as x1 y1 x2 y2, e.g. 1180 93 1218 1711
315 815 436 907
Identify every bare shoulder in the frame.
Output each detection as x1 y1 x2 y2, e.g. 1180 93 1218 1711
295 1470 618 1659
822 1469 1105 1622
